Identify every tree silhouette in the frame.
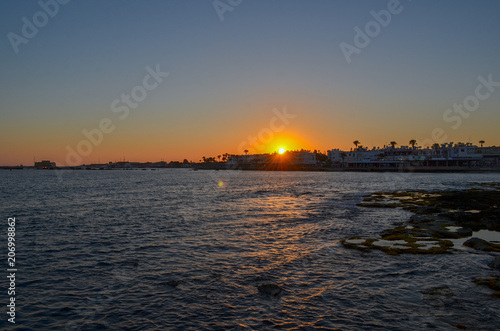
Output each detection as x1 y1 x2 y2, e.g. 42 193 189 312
390 141 397 149
353 140 360 151
479 140 485 148
244 149 249 155
409 139 417 150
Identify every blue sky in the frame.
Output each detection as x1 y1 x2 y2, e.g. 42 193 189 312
1 0 499 164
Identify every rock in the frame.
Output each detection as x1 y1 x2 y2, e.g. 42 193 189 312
463 238 493 251
454 227 473 237
420 286 457 308
409 214 435 224
257 283 282 296
489 256 500 270
415 206 441 214
432 227 472 239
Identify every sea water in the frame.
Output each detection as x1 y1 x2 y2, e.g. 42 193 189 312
1 169 499 330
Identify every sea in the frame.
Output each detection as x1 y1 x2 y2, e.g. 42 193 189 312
1 169 500 330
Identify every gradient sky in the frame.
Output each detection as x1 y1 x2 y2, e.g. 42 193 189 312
1 0 500 165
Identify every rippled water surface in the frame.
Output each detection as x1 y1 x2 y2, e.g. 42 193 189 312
2 170 500 330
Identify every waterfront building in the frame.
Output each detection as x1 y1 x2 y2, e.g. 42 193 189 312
34 160 56 169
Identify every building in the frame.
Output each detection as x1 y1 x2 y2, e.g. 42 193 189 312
328 142 500 169
34 160 56 169
226 150 317 169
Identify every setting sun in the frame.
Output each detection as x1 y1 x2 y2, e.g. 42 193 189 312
278 147 286 154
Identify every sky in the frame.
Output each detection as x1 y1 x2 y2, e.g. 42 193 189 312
1 0 500 165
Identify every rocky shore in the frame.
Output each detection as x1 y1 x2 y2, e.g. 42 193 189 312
342 182 500 296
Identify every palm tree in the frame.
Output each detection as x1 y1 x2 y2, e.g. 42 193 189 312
479 140 485 148
217 155 221 162
244 149 249 155
390 141 397 149
353 140 360 151
409 139 417 150
432 143 440 151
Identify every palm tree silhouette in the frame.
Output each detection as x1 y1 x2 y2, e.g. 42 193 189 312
479 140 485 148
390 141 397 149
353 140 360 151
409 139 417 150
244 149 249 155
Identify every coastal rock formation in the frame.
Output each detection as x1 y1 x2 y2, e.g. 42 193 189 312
344 184 500 255
463 238 494 251
463 238 500 252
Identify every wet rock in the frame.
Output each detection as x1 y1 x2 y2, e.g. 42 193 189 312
257 283 282 297
432 227 472 239
489 256 500 270
409 214 435 224
347 186 500 255
415 206 442 215
463 238 494 251
473 276 500 297
421 286 457 308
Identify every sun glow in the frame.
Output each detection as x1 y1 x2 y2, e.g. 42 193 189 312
278 147 286 154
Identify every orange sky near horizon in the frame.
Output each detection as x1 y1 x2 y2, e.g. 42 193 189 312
3 100 499 166
2 2 500 166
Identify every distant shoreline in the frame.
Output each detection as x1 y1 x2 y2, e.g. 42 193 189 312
3 166 500 174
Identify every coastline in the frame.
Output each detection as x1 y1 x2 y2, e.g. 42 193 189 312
4 165 500 173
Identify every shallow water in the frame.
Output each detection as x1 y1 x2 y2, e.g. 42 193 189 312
1 169 500 330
